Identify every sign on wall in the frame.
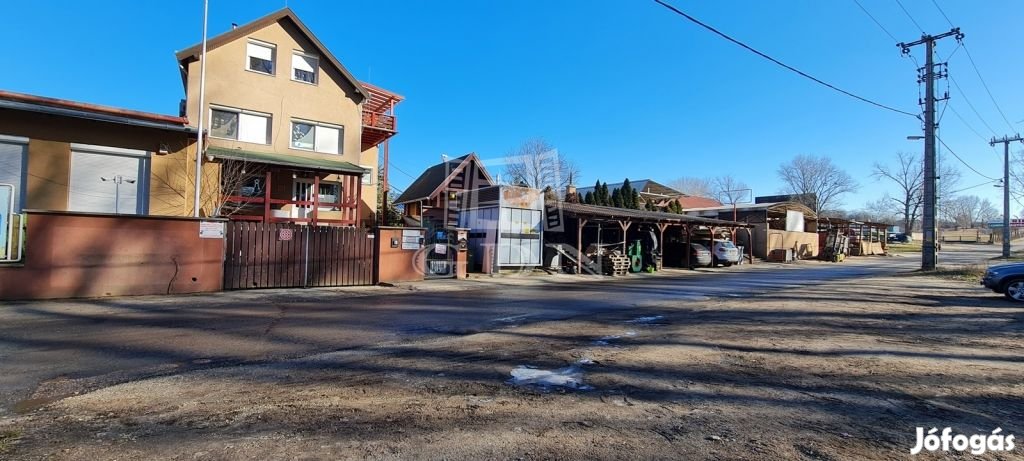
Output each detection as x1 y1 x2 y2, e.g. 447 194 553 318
199 221 225 239
401 229 422 250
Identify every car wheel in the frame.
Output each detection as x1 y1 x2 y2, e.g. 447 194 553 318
1003 279 1024 302
723 262 732 267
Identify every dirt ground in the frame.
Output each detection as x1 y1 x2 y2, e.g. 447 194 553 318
1 273 1022 460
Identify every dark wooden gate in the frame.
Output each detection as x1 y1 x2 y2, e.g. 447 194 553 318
224 222 374 289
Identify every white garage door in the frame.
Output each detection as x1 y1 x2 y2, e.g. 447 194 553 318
0 138 27 212
69 146 149 215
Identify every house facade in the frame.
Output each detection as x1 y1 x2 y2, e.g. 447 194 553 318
175 8 400 226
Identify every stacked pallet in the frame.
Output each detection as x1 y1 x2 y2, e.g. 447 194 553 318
602 254 631 276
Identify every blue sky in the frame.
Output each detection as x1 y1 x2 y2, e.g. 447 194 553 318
2 0 1021 213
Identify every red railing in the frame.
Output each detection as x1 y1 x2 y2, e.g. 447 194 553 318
362 109 396 131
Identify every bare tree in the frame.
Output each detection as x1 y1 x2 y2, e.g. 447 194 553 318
503 138 580 191
712 175 750 205
871 151 961 232
846 195 899 224
668 176 714 197
942 195 998 228
151 149 265 217
777 154 858 213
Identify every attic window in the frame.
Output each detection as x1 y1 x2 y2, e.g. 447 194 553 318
292 51 319 84
246 40 275 75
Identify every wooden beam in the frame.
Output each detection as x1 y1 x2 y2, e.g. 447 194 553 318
685 224 692 269
618 220 632 253
577 218 588 274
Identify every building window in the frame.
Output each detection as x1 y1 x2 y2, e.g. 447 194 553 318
292 51 319 84
290 120 342 154
246 40 275 74
318 182 341 206
360 165 374 185
211 106 271 145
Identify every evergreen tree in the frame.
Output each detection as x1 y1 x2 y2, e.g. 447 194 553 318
593 181 603 205
584 191 594 205
577 192 584 203
600 182 610 206
621 179 634 209
631 189 641 210
611 188 622 208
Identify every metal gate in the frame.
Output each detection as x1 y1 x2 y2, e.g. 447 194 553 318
224 221 374 289
423 227 455 279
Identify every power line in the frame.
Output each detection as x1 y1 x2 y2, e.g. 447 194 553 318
930 0 955 28
652 0 919 119
945 104 1002 160
948 178 1000 195
961 43 1016 131
948 74 999 136
851 0 898 43
388 162 418 180
894 0 925 34
936 135 998 180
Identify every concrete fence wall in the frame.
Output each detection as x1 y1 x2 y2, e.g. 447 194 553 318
0 211 224 300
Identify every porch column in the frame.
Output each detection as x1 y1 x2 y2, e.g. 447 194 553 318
312 174 320 226
355 173 363 226
657 223 669 270
263 170 272 223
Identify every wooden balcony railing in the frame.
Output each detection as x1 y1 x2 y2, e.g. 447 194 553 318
362 109 396 131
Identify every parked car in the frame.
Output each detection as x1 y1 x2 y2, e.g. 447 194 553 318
981 263 1024 302
687 243 712 268
711 240 740 267
888 233 912 243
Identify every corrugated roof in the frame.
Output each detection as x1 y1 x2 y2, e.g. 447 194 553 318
206 146 366 174
556 202 750 227
683 201 817 219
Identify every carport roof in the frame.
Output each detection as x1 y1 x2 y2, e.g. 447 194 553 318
556 202 751 227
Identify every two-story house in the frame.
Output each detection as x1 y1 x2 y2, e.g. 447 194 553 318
174 8 400 226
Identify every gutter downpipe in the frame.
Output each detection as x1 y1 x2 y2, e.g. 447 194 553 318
192 0 210 217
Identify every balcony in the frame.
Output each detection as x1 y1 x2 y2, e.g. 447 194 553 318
360 81 403 150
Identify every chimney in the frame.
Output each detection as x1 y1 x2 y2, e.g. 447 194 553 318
231 23 238 30
565 184 578 203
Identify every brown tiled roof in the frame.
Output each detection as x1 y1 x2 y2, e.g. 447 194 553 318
0 90 188 125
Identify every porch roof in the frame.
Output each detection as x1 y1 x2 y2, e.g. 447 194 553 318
206 146 368 175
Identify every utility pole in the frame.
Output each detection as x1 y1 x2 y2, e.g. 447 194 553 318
991 134 1023 258
899 28 963 271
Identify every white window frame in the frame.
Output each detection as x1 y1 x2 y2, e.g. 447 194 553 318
291 50 319 85
0 134 28 212
245 39 276 75
360 165 374 185
289 119 343 155
209 105 273 145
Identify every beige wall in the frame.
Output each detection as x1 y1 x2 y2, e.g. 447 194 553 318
0 109 196 215
183 19 378 224
767 230 820 259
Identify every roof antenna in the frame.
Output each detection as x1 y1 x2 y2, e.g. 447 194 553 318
231 23 238 30
441 153 449 162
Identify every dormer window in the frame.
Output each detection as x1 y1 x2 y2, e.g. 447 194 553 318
292 51 319 84
246 40 275 75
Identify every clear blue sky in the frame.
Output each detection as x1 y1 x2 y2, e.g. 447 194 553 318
2 0 1021 213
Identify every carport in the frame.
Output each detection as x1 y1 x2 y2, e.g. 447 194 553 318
549 202 752 273
816 217 890 256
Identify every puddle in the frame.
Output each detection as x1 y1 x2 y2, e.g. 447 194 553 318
627 315 665 324
509 365 593 390
12 396 62 414
593 330 637 346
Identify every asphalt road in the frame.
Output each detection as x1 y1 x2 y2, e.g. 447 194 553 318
0 243 1010 417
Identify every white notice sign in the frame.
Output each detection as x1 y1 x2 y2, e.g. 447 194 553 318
199 221 225 239
401 229 421 250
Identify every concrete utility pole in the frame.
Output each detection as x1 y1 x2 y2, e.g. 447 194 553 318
991 134 1024 258
899 28 963 271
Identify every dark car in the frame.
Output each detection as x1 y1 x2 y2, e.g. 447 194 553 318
688 243 713 268
981 263 1024 301
887 233 912 243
